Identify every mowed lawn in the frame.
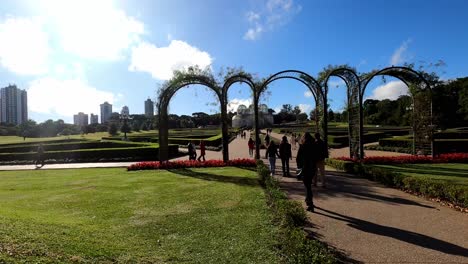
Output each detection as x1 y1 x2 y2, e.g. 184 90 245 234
374 163 468 185
0 167 279 263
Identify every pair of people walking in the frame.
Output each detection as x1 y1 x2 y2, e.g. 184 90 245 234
187 140 206 161
264 136 292 177
296 132 328 212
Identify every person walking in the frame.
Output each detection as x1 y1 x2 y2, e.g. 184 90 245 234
291 133 296 150
265 140 280 176
296 132 319 212
314 132 328 187
35 143 45 168
279 136 292 177
248 138 255 157
197 140 206 162
264 133 270 148
188 141 197 160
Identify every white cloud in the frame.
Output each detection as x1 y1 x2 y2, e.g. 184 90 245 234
244 0 301 41
390 39 412 65
27 77 116 117
273 106 282 113
304 91 313 98
129 40 213 80
298 104 311 113
228 98 252 112
367 81 408 101
41 0 144 60
0 17 50 75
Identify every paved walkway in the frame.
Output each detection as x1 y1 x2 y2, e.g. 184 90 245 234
1 132 467 263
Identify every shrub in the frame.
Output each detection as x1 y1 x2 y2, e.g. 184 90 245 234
335 153 468 164
326 158 468 208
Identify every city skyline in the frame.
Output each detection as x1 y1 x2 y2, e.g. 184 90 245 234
1 1 468 123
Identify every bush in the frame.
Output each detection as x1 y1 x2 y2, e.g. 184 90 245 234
326 158 468 208
257 160 338 263
335 153 468 164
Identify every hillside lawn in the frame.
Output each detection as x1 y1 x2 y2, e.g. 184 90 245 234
373 163 468 186
0 167 279 263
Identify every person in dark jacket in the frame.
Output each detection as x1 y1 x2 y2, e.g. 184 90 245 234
265 140 280 176
279 136 292 177
296 132 319 212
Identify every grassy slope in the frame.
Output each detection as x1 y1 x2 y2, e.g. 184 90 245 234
374 163 468 186
0 167 279 263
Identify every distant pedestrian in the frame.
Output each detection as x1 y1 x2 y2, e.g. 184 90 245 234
188 141 197 160
291 133 296 150
35 143 45 168
314 132 328 187
197 140 206 162
264 134 270 147
248 138 255 157
265 140 280 176
243 131 246 139
296 132 319 212
279 136 292 177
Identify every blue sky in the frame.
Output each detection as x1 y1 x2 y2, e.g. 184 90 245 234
1 0 467 123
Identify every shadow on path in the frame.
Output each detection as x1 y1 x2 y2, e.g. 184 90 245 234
279 171 435 209
168 168 259 187
314 207 468 257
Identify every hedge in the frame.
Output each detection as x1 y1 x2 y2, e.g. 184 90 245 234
0 141 142 153
0 145 179 163
257 160 338 263
379 137 468 153
325 158 468 208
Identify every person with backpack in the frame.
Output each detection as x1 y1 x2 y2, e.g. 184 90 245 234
248 138 255 157
265 140 280 176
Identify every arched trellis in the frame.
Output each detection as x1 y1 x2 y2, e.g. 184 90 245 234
157 74 222 162
360 66 433 157
257 70 323 159
221 73 257 161
321 67 361 159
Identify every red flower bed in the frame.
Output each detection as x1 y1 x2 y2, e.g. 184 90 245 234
335 153 468 164
127 158 257 171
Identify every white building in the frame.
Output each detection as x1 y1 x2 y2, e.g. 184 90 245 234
121 106 129 117
100 102 112 123
90 113 99 124
0 84 27 125
232 104 273 128
73 112 88 127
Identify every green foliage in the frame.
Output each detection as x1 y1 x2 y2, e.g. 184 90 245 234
108 123 118 136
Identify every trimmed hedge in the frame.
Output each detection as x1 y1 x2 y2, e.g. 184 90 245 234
0 145 179 163
257 160 338 263
379 137 468 153
0 141 142 153
325 158 468 208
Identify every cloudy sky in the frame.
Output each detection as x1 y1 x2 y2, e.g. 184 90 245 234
1 0 467 123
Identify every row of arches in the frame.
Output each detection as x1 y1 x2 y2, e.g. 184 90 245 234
157 66 433 162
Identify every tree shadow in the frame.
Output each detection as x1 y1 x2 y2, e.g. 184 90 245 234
168 168 260 187
314 207 468 258
279 171 436 209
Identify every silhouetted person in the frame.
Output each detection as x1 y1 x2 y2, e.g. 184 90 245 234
188 141 196 160
264 134 270 147
314 132 328 187
279 136 292 177
248 138 255 157
265 140 280 176
197 140 206 162
296 132 319 211
35 144 45 168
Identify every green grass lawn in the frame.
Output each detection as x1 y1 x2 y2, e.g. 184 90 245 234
374 163 468 186
0 167 279 263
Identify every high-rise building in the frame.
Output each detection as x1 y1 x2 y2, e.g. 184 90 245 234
90 113 99 124
73 112 89 127
145 98 154 117
100 101 112 124
121 106 129 117
0 84 28 125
